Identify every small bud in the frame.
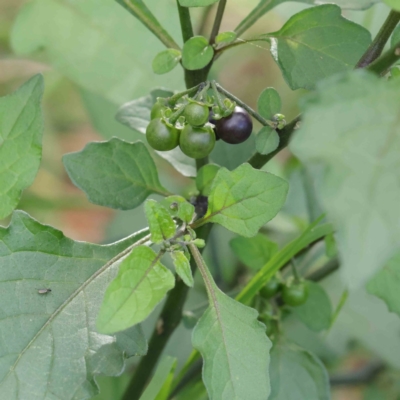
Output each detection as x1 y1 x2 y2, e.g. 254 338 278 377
193 238 205 248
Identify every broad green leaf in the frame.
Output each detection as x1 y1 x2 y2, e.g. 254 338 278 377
230 233 278 270
292 282 332 332
11 0 183 104
194 163 288 237
196 164 221 196
139 356 177 400
269 341 330 400
116 89 197 177
182 36 214 71
215 31 237 45
261 5 371 90
0 75 43 219
179 0 219 7
383 0 400 10
257 87 281 120
97 245 175 334
290 71 400 287
161 195 195 224
145 200 176 243
391 24 400 47
172 251 194 287
256 127 279 155
152 49 181 75
192 279 271 399
0 211 148 399
367 251 400 317
235 0 378 37
63 139 170 210
237 218 333 304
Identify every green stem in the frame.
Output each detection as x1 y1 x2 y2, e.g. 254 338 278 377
290 259 301 283
116 0 180 50
356 10 400 68
196 4 215 36
211 80 226 111
196 157 209 170
209 0 228 44
367 40 400 75
122 224 212 400
168 84 203 105
215 82 275 127
177 1 194 42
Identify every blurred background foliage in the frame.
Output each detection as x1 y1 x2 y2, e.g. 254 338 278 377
1 1 400 399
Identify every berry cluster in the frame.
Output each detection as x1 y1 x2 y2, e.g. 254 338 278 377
145 85 253 159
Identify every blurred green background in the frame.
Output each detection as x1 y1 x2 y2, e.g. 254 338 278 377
1 1 400 399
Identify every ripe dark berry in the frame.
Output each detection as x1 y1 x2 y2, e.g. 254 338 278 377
212 106 252 144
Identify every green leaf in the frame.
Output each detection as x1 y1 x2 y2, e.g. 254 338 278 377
230 233 278 270
152 49 181 75
237 218 333 304
0 211 148 399
116 89 197 177
269 341 330 400
215 31 237 45
292 282 332 332
179 0 219 7
161 195 195 224
139 356 177 400
0 74 43 219
263 5 371 90
182 36 214 71
391 24 400 47
116 88 173 135
290 71 400 287
11 0 183 104
192 282 271 399
367 251 400 317
97 246 175 334
256 127 280 155
172 251 194 287
194 163 288 237
63 138 169 210
235 0 378 37
145 200 177 243
383 0 400 11
257 87 281 119
196 164 221 196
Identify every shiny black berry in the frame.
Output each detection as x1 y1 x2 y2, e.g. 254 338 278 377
212 106 252 144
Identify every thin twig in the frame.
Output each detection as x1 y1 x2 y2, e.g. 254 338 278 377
356 10 400 68
209 0 227 44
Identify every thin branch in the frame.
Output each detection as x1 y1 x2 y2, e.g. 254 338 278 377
122 224 212 400
209 0 228 44
367 40 400 75
176 1 194 42
116 0 180 50
214 82 275 127
356 10 400 68
196 4 215 36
